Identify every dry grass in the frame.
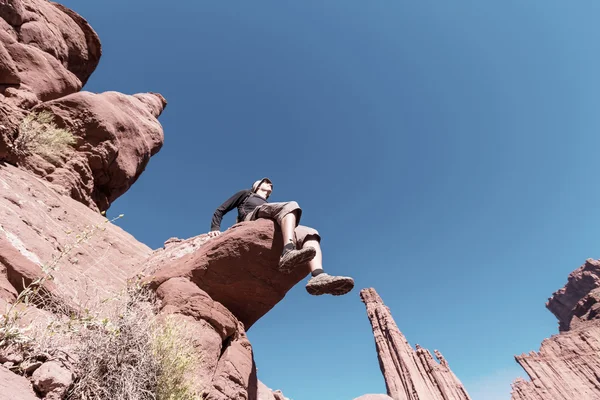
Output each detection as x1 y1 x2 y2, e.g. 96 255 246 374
0 213 204 400
14 110 76 163
65 285 203 400
66 285 159 400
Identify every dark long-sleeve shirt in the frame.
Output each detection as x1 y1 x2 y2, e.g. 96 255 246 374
210 189 268 231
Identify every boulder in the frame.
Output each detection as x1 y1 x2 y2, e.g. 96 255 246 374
145 219 310 330
0 365 38 400
21 91 166 212
0 0 101 101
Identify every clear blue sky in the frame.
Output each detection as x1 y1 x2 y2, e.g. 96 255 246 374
58 1 600 399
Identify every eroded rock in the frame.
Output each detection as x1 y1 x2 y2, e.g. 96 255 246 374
360 288 472 400
32 361 73 399
0 0 101 101
145 219 309 330
19 90 167 212
0 365 38 400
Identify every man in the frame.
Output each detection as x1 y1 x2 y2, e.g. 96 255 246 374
209 177 354 296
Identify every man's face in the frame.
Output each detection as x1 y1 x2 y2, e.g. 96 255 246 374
257 182 272 198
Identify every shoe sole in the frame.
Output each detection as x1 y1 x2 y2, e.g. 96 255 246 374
278 247 317 274
306 277 355 296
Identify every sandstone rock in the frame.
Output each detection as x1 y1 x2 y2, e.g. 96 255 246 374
0 0 101 101
257 381 289 400
257 381 277 400
0 163 152 309
0 99 25 161
32 360 73 399
0 365 38 400
354 395 395 400
156 277 259 399
511 258 600 399
207 330 257 400
360 288 472 400
18 90 166 211
546 258 600 331
145 219 310 330
511 323 600 399
272 391 289 400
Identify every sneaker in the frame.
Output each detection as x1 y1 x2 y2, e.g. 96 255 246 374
279 246 317 273
305 273 354 296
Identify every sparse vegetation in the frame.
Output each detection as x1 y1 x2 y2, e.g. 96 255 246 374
14 110 76 163
0 213 203 400
153 315 202 400
65 285 203 400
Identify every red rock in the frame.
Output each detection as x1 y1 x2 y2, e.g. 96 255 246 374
0 365 38 400
145 219 309 330
19 90 166 211
546 258 600 331
257 381 290 400
354 395 394 400
31 361 73 400
156 277 266 399
510 258 600 400
0 162 152 308
207 329 257 400
0 0 101 101
360 288 472 400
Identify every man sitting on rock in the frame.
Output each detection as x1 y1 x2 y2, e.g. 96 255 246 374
208 177 354 296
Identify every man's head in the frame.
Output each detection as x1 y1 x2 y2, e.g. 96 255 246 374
252 177 273 199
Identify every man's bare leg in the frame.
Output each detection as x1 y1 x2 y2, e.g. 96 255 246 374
304 238 322 273
278 212 317 273
302 238 354 296
280 212 297 245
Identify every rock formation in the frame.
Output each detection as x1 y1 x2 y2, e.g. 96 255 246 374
144 219 312 330
510 258 600 399
0 1 292 399
354 395 394 400
0 0 165 213
360 288 471 400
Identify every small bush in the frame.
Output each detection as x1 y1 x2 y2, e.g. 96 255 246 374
66 286 158 400
14 110 76 163
66 286 203 400
153 316 202 400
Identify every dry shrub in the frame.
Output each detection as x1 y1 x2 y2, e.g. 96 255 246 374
14 110 76 163
153 315 202 400
66 285 203 400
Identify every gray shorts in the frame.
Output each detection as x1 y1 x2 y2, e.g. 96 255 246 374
244 201 320 247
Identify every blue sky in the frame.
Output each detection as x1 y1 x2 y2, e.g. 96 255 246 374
58 1 600 399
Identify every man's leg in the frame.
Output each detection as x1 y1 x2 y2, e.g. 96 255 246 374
296 230 354 296
248 202 317 271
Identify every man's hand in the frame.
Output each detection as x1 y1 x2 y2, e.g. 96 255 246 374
208 230 222 238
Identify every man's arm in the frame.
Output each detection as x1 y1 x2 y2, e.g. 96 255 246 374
210 189 249 232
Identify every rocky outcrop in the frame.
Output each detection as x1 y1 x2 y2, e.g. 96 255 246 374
144 219 310 330
1 0 166 212
0 366 38 400
360 288 471 400
354 395 395 400
546 258 600 332
510 258 600 400
0 162 152 309
0 2 296 399
140 219 306 397
0 0 101 102
24 90 166 212
257 381 290 400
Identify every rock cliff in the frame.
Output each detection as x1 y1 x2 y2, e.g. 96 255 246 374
0 1 294 399
360 288 471 400
510 259 600 400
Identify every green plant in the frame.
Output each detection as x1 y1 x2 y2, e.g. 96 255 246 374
14 110 76 163
153 316 203 400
